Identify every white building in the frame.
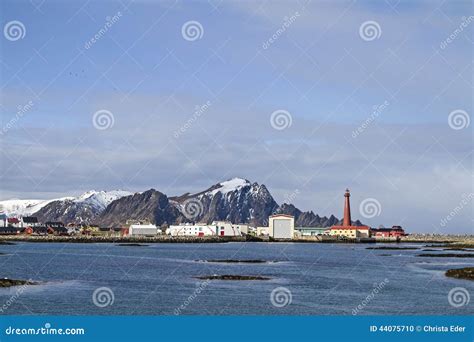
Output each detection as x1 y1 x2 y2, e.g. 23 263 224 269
269 214 295 239
213 221 242 237
128 223 158 236
166 221 243 237
232 223 249 235
166 223 216 237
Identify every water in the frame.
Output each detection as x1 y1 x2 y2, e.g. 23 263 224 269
0 242 472 315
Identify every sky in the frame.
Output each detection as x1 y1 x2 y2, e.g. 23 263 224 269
0 0 472 233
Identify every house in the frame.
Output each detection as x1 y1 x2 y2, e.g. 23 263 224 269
7 217 20 227
22 216 39 227
256 226 269 236
268 214 295 239
43 222 68 235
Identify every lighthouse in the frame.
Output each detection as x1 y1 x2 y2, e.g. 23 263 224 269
330 189 370 239
343 189 351 227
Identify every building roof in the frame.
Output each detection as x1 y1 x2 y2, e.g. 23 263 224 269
371 227 405 232
7 218 19 223
269 214 294 218
331 225 370 230
45 222 65 227
22 217 38 223
130 224 157 229
296 227 328 230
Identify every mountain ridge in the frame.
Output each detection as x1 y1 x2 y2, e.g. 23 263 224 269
1 178 361 228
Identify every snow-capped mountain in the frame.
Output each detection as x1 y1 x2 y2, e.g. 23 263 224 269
73 190 135 211
1 190 134 224
0 197 73 217
170 178 279 226
2 179 351 227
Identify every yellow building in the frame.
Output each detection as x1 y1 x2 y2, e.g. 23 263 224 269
329 227 370 239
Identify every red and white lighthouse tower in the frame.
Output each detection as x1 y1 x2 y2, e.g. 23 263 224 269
330 189 370 237
343 188 351 227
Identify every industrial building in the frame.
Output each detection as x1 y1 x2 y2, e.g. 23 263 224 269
213 221 242 236
166 223 216 237
371 226 406 238
268 214 295 239
233 223 250 235
166 221 243 237
128 223 158 236
295 227 329 237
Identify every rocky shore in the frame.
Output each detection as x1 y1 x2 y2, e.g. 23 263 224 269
196 259 274 264
0 235 246 244
195 275 270 281
445 267 474 281
0 234 472 245
418 253 474 258
0 278 37 288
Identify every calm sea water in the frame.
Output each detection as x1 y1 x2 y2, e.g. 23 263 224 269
0 242 472 315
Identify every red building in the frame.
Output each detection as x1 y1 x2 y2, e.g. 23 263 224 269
371 226 406 237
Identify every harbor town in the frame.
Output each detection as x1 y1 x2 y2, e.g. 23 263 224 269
0 189 471 245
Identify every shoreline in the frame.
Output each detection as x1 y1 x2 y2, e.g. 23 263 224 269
0 235 472 245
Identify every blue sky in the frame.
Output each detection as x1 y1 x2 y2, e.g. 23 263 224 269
0 0 472 233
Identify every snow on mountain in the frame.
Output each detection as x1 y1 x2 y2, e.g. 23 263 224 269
209 178 251 195
75 190 134 210
0 198 73 216
0 190 133 217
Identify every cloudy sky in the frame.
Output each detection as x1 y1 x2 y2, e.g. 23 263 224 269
0 0 472 233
